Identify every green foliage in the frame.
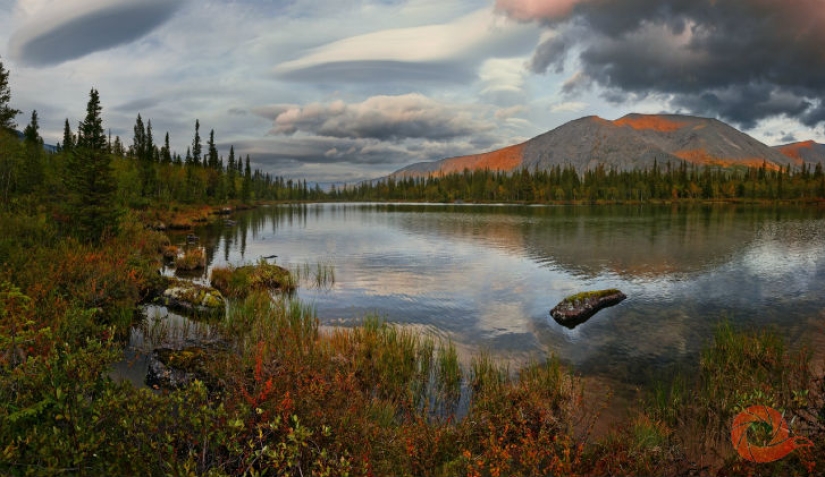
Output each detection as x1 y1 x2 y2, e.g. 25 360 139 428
0 56 20 132
64 89 120 243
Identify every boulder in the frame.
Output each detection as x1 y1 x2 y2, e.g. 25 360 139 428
550 289 626 329
145 343 226 391
159 281 226 317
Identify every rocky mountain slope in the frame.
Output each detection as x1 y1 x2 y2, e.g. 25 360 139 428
775 140 825 166
392 113 807 178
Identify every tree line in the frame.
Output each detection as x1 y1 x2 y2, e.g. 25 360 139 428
0 57 296 243
330 159 825 204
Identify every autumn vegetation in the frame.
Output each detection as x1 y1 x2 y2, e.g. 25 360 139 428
2 57 825 475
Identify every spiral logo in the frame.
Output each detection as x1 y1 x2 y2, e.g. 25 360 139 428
731 405 812 463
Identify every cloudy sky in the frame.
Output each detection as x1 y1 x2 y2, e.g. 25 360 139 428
2 0 825 183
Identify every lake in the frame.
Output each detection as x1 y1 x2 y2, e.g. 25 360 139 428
118 203 825 396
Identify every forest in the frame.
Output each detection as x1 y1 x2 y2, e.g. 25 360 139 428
2 56 825 476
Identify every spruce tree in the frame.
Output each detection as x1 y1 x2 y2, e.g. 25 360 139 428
65 88 119 243
161 132 172 165
227 145 237 199
62 119 75 153
21 110 43 193
132 114 145 159
207 129 218 169
140 119 156 197
0 57 20 133
191 120 202 166
22 110 42 146
242 155 252 203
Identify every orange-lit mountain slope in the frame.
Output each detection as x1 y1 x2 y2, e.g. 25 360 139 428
391 114 810 179
775 140 825 166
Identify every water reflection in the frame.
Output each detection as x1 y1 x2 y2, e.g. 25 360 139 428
178 203 825 393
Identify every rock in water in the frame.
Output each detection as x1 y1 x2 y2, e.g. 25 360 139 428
159 280 226 318
550 289 626 329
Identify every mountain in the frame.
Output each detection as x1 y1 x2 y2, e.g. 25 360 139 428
775 140 825 166
391 113 802 178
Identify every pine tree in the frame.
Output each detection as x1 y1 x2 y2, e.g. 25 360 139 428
139 119 156 197
207 129 218 169
132 114 146 159
161 132 172 165
22 110 42 146
192 120 202 166
146 120 154 162
20 110 43 193
242 154 252 203
62 119 75 153
227 145 237 199
65 88 119 243
0 57 20 133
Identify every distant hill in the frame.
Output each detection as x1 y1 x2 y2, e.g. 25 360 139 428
775 140 825 166
391 113 805 178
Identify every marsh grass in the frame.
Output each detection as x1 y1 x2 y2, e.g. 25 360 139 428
174 246 206 271
641 321 823 472
292 261 336 289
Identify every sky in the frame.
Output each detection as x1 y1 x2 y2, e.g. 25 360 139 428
2 0 825 183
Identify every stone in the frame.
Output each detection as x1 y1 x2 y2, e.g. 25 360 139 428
159 281 226 318
550 289 626 329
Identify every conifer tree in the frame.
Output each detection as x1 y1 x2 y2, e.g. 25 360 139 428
207 129 218 169
132 114 146 159
65 88 119 243
227 145 237 199
146 120 154 162
242 154 252 202
62 119 75 153
192 119 202 166
20 110 43 193
0 57 20 133
22 110 42 146
139 119 156 197
161 132 172 164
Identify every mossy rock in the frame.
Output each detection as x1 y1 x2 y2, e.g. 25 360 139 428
550 289 626 329
210 261 295 298
159 280 226 318
146 343 226 391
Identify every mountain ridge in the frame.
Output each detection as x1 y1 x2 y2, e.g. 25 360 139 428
391 113 816 179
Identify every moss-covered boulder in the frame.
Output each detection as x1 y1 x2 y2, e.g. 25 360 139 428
550 289 626 329
159 280 226 317
145 343 226 391
210 260 295 298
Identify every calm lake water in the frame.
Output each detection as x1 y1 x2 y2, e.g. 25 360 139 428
119 203 825 394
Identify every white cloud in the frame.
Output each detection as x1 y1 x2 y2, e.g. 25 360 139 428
274 8 539 83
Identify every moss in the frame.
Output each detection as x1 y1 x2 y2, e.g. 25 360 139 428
565 288 623 305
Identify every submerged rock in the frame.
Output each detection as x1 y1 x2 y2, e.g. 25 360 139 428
159 281 226 318
550 289 626 329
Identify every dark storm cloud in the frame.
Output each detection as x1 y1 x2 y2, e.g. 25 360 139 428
528 34 567 74
499 0 825 129
10 0 186 67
